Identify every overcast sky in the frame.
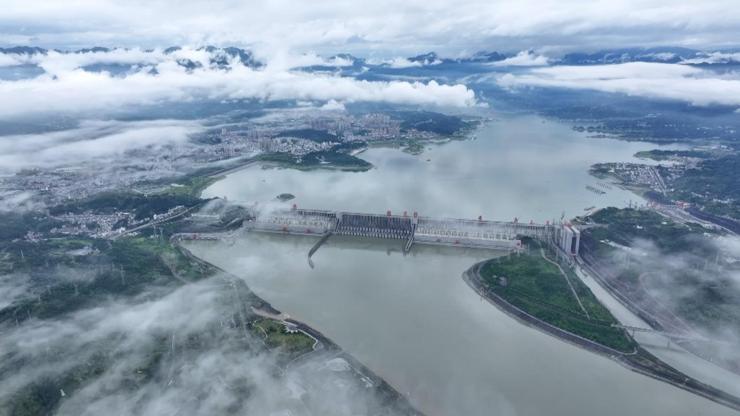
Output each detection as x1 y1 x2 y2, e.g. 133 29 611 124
2 0 740 57
1 1 739 130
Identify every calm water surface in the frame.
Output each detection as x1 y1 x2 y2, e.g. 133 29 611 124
190 115 739 416
205 115 666 221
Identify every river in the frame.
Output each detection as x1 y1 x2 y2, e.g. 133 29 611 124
203 116 656 221
187 115 739 416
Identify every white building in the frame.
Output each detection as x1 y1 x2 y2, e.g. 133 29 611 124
559 224 581 256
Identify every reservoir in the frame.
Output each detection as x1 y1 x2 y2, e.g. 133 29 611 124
204 115 656 221
188 115 739 416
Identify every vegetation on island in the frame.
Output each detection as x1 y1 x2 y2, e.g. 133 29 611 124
401 140 425 155
275 128 339 143
250 318 315 358
634 149 711 161
478 240 635 352
160 174 222 198
257 150 372 171
392 110 476 136
302 150 372 169
276 193 295 202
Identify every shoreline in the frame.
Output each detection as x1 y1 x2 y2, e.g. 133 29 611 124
174 239 423 416
463 259 740 412
589 164 739 235
200 126 484 183
190 125 739 413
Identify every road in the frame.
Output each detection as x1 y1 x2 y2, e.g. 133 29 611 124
113 203 203 240
539 247 590 319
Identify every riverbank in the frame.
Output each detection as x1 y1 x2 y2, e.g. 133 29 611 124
174 238 423 416
189 114 740 415
463 258 740 412
198 123 484 180
476 246 635 351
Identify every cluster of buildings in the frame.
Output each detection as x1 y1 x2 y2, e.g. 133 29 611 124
597 163 670 194
258 136 334 155
49 211 137 238
211 112 405 157
46 205 188 239
4 165 179 207
0 110 445 221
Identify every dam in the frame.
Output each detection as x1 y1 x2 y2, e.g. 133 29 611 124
244 207 559 252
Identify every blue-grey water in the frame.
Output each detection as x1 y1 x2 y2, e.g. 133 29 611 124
189 115 739 416
205 116 659 221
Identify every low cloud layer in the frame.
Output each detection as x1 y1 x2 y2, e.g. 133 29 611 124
603 234 740 368
498 62 740 107
0 119 202 171
380 57 425 69
0 48 165 72
492 50 550 67
2 0 740 54
0 48 477 120
0 276 414 415
681 51 740 65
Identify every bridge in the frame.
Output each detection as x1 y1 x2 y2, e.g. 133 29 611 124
611 324 736 346
244 207 556 253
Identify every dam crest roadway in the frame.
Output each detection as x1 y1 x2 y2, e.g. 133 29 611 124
244 207 557 256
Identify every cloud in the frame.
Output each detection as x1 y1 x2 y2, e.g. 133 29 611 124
681 51 740 64
2 1 740 55
0 46 261 75
36 49 165 74
492 50 550 67
497 62 740 106
0 273 30 310
599 233 740 370
0 191 44 211
0 119 202 171
715 235 740 269
0 277 414 416
320 99 346 111
0 53 28 67
380 57 424 68
265 51 355 71
0 49 477 120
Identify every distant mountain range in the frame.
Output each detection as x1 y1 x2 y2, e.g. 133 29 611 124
0 45 263 70
164 45 262 69
463 51 507 63
2 45 739 73
400 47 740 66
558 47 700 65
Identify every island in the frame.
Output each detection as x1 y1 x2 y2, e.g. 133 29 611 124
276 193 295 202
470 240 634 353
463 237 740 411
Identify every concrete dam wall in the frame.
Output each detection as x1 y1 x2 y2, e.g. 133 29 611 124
245 208 555 252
